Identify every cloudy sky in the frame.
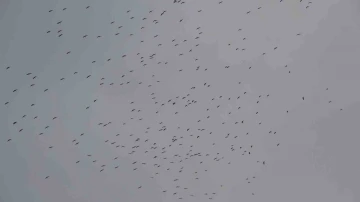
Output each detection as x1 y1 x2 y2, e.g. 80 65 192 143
1 0 360 201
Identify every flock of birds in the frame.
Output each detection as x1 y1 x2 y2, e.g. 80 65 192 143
2 0 342 201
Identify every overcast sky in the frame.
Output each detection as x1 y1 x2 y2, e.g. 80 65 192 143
1 0 360 201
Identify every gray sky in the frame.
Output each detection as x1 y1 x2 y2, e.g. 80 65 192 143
1 0 360 201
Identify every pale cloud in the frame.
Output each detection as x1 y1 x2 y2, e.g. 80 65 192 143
1 0 360 201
